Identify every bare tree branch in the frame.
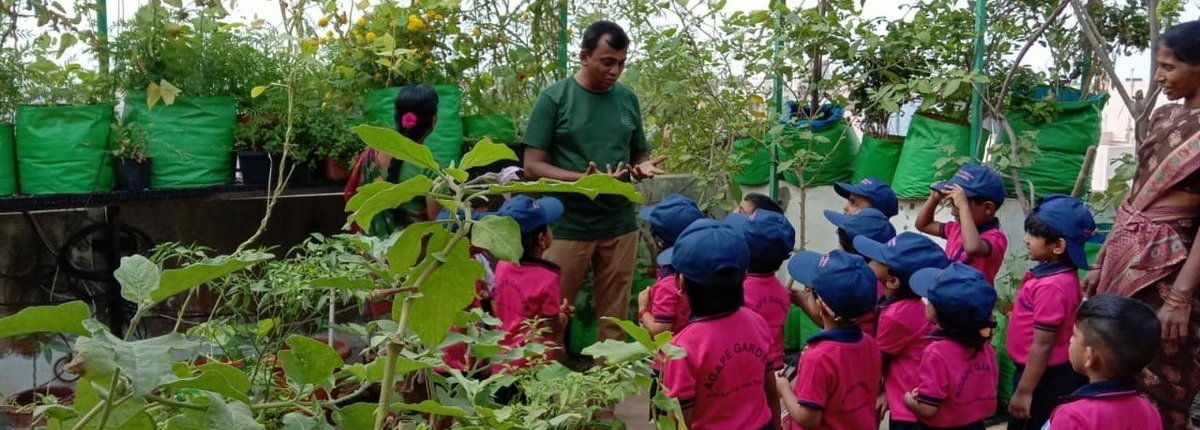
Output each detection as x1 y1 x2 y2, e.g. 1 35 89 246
1070 0 1138 114
997 0 1071 112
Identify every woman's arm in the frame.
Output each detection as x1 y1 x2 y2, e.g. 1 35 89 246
1162 234 1200 340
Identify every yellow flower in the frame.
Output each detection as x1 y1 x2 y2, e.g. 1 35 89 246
521 11 531 20
433 13 443 21
406 14 426 31
472 27 481 37
425 9 436 19
366 32 377 42
356 17 367 27
425 58 434 65
317 16 329 27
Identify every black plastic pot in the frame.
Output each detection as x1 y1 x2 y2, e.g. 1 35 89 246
113 157 152 191
236 150 271 185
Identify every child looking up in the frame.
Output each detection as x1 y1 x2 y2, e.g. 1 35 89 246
726 209 795 370
854 232 951 430
738 192 785 214
904 263 999 430
835 176 900 218
1044 294 1163 430
491 195 572 371
1006 195 1096 430
915 163 1008 284
661 220 780 430
636 194 705 336
778 250 881 430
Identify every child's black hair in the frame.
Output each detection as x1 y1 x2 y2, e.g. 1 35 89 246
681 274 745 317
520 225 549 260
743 193 784 214
968 196 1003 210
580 20 630 52
393 83 439 141
747 256 786 275
1023 214 1064 242
836 229 859 255
886 267 919 300
1075 294 1162 381
936 325 990 358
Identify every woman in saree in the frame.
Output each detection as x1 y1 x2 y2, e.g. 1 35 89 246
1083 20 1200 430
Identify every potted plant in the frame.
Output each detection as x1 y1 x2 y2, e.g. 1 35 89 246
110 122 152 191
0 46 19 196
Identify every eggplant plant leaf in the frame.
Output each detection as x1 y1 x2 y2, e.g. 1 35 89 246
0 301 91 338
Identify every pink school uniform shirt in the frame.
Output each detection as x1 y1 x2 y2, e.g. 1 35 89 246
941 220 1007 285
875 297 934 423
663 308 774 430
912 335 998 428
857 280 887 337
650 268 691 334
491 258 562 371
743 273 790 369
1045 380 1163 430
790 327 882 430
1006 262 1082 366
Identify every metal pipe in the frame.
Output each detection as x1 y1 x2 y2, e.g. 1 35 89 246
769 0 785 201
97 0 109 78
969 0 987 160
557 0 569 80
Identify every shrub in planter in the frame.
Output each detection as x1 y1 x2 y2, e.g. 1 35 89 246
111 123 153 191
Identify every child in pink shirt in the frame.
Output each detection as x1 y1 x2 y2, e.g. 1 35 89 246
834 176 900 218
490 195 572 374
818 207 896 335
905 263 999 430
778 250 882 430
1006 195 1094 430
915 163 1008 285
726 209 795 370
661 220 780 430
636 194 705 336
1044 294 1163 430
854 232 951 430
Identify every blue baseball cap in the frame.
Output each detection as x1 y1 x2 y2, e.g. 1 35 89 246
834 177 899 218
787 250 876 319
671 219 750 286
724 210 796 264
435 208 492 221
1030 194 1096 269
854 232 951 281
931 163 1007 204
639 194 704 247
498 195 564 234
910 263 997 329
823 208 896 244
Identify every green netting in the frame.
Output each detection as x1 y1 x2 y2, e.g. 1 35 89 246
0 124 15 195
362 84 463 168
463 115 517 144
15 104 114 194
1005 149 1085 199
892 114 972 198
852 134 905 184
124 93 236 188
732 138 770 186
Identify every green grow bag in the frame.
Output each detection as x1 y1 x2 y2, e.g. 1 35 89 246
775 103 858 187
852 134 905 184
1003 90 1108 155
463 115 517 144
783 305 822 352
732 138 771 186
892 113 972 198
568 316 597 356
0 124 15 195
362 84 463 168
1005 149 1085 198
124 93 236 188
993 311 1016 412
15 104 114 194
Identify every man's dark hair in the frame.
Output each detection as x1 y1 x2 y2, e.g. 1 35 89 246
681 274 744 317
1161 20 1200 65
1076 294 1162 381
743 193 784 214
1023 214 1065 243
393 83 439 141
580 20 630 52
520 225 549 260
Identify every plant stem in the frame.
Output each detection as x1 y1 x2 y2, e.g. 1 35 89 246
69 400 108 430
95 368 123 430
144 394 208 411
172 290 194 333
124 306 149 340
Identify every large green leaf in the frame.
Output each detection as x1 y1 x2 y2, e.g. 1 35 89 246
386 221 446 276
279 335 343 389
152 252 273 304
486 174 643 203
351 125 439 171
409 240 484 348
73 326 196 397
115 255 161 304
607 317 656 351
581 339 651 364
310 276 376 290
0 301 90 338
391 400 468 418
334 403 377 430
163 361 252 404
281 412 334 430
346 175 434 229
59 375 154 430
163 395 264 430
459 139 517 171
470 215 522 263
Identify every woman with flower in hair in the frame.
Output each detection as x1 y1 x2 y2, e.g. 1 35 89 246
344 83 441 236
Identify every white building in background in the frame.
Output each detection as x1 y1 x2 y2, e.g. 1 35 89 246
1091 78 1171 191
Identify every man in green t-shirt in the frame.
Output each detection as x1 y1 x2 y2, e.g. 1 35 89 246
523 21 666 345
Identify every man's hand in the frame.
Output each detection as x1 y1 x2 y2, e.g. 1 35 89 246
1081 269 1101 297
632 155 667 180
1008 390 1032 419
584 161 629 179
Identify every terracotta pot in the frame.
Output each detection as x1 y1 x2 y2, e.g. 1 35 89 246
3 386 75 428
324 156 350 181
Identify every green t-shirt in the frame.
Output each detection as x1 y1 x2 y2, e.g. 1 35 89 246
524 77 650 241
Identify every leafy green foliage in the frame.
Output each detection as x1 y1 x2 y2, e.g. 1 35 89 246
486 175 643 203
73 321 196 397
345 175 434 228
351 125 440 171
163 361 252 404
470 215 523 263
408 240 485 348
279 335 344 389
458 138 518 171
0 301 91 338
162 395 264 430
153 252 274 303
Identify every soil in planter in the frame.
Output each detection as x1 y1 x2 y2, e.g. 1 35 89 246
114 157 152 191
3 385 75 428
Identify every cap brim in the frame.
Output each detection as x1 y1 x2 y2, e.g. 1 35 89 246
786 251 823 286
852 236 890 265
537 197 564 225
909 267 943 298
930 180 951 192
657 247 674 266
1067 242 1088 271
833 182 856 199
638 204 656 221
823 210 850 229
